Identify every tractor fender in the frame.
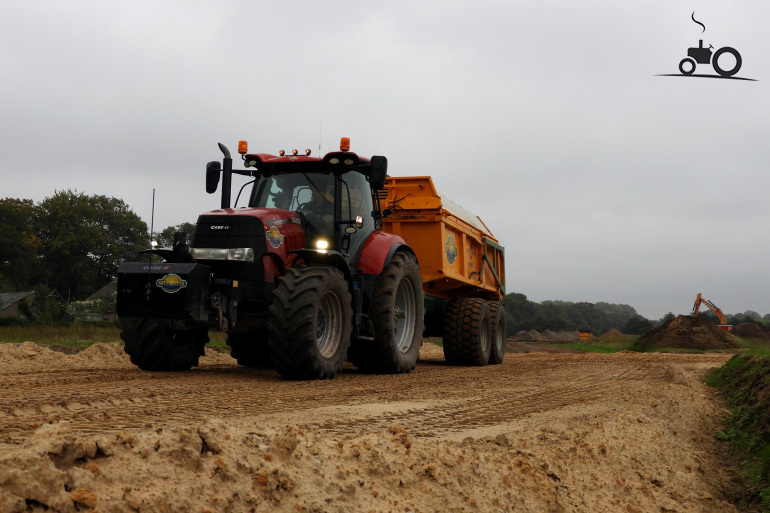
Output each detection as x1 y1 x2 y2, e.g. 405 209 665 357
357 231 416 275
262 252 286 284
288 249 353 283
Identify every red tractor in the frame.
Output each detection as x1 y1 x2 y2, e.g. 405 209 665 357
117 138 425 379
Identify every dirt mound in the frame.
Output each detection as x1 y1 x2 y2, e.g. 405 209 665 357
541 329 559 341
730 321 770 340
634 315 741 351
555 330 579 341
599 328 629 340
73 343 132 367
0 342 68 368
0 420 584 513
510 330 533 341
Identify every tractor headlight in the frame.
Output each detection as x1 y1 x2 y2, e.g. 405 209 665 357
315 239 329 252
191 247 255 262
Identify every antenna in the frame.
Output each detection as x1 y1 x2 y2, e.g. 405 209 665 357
146 188 156 296
150 188 156 249
319 121 322 155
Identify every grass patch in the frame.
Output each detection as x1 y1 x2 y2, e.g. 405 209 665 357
708 354 770 510
737 337 770 356
562 337 635 353
0 324 230 350
649 347 729 354
0 324 122 345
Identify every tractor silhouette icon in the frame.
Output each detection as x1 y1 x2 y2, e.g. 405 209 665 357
679 39 742 77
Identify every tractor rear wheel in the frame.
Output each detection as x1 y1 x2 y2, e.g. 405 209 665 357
268 265 352 380
442 298 492 366
120 317 208 371
227 330 271 367
487 301 507 365
353 252 425 373
713 47 742 77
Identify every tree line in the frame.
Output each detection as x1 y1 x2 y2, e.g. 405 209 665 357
502 292 770 335
0 192 191 306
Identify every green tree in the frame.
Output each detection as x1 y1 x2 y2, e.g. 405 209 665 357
34 190 148 300
32 285 72 325
0 198 39 291
623 315 653 335
501 293 654 334
595 302 638 331
696 311 720 324
658 312 676 326
502 292 537 335
156 222 196 248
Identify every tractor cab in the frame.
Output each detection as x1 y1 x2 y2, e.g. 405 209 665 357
207 138 388 257
247 166 375 256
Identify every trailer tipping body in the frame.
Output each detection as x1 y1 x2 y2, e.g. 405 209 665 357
381 176 505 301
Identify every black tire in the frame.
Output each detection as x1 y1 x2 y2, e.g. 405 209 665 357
487 301 507 365
227 330 271 367
712 47 741 77
353 252 425 373
679 57 696 75
268 265 353 380
442 298 492 366
120 317 208 371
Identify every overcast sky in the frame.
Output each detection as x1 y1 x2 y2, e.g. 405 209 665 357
2 1 768 320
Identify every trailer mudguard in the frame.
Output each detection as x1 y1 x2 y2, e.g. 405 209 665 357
116 262 211 321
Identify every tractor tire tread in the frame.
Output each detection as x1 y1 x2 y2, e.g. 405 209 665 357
268 266 352 380
352 252 425 374
120 317 208 371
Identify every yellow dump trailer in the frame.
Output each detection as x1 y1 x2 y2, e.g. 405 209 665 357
382 176 505 300
381 176 507 366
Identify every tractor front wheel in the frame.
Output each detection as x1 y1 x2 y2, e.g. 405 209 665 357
268 265 352 380
679 57 696 76
353 252 425 373
120 318 208 371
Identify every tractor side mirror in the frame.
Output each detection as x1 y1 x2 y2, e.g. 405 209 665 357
369 156 388 189
206 161 221 194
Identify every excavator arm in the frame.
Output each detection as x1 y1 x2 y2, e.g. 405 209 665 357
691 293 727 324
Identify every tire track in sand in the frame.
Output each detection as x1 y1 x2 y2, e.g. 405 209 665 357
0 351 728 449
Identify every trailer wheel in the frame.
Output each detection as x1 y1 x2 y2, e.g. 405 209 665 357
268 265 352 380
442 298 492 366
227 330 271 367
120 318 208 371
487 301 507 365
354 252 425 373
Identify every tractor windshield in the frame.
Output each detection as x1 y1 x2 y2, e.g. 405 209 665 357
249 172 334 212
248 171 374 253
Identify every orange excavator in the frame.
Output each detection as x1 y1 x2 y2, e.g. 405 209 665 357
691 293 731 331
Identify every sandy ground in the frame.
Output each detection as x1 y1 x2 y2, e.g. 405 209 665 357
0 342 741 512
